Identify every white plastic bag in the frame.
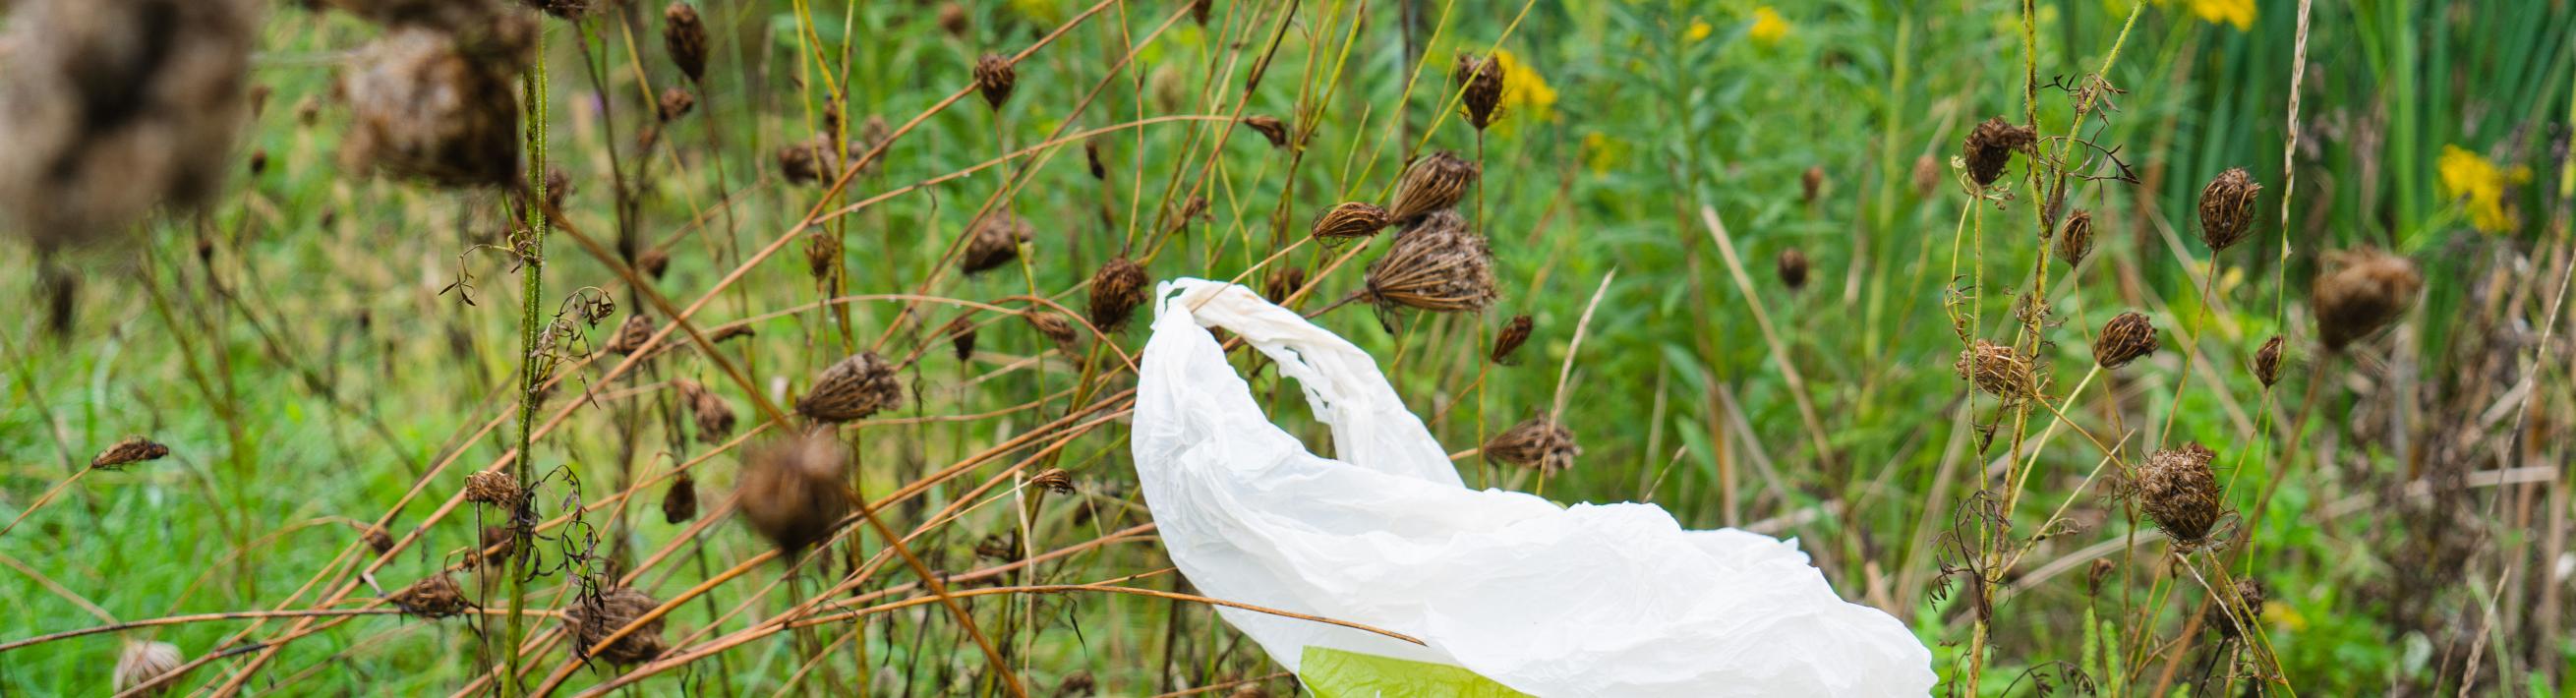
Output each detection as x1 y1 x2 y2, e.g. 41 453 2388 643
1131 278 1936 697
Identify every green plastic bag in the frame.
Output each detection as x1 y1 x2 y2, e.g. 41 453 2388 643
1297 647 1532 698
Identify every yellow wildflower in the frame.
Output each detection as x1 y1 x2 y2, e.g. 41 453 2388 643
1009 0 1065 25
2439 145 2531 233
1686 17 1714 43
1582 132 1625 176
2188 0 2254 30
1492 49 1556 125
1749 7 1788 44
2261 600 2306 632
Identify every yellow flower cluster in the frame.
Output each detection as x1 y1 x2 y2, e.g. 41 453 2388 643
2186 0 2254 30
1749 7 1788 44
1490 49 1556 127
2438 145 2533 233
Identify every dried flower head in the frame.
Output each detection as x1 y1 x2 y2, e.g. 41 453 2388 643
1954 339 2037 400
2196 168 2261 252
1087 257 1152 331
1241 115 1291 149
796 352 903 423
657 87 695 122
2092 311 2158 370
2215 577 2265 640
2254 335 2285 387
565 586 668 665
1263 266 1310 305
1455 53 1505 130
972 53 1017 110
1962 117 2036 187
2085 558 2116 594
463 469 522 507
736 430 852 555
1309 202 1391 245
673 378 734 442
944 316 979 362
635 248 671 279
1030 468 1075 494
1363 211 1497 316
936 2 970 36
1490 315 1534 365
1484 418 1581 473
1058 669 1098 696
92 436 171 469
804 231 842 279
391 573 472 618
1776 248 1810 291
1083 137 1108 180
663 3 708 82
604 314 655 355
1024 310 1079 348
1911 154 1941 197
2057 209 2095 267
115 640 186 696
2137 442 2223 546
364 526 396 555
341 28 523 187
1387 151 1481 225
662 473 698 524
1801 166 1827 204
961 212 1033 275
474 525 516 566
2311 248 2422 351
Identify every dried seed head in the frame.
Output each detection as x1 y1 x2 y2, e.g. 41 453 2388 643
248 149 269 177
972 53 1017 110
115 640 186 697
736 430 852 555
1087 257 1152 331
1309 202 1392 245
2215 577 2265 640
463 469 522 507
475 525 517 566
522 0 591 19
2137 442 2223 546
657 87 695 122
1024 310 1079 348
1364 211 1497 316
391 573 472 618
2254 335 2285 387
707 325 755 344
936 2 970 37
602 314 655 356
1954 339 2037 400
795 352 903 423
1962 117 2036 187
1083 137 1109 180
1455 53 1505 131
1801 165 1826 204
1262 266 1308 305
663 3 708 83
2196 168 2261 252
2311 248 2422 351
2092 311 2158 370
341 28 523 187
565 587 668 665
961 212 1033 275
364 526 395 555
1030 468 1075 494
1189 0 1211 25
1388 151 1481 225
1241 115 1291 149
2085 558 2116 594
1057 669 1098 696
1911 154 1941 197
804 231 842 279
1484 418 1581 473
634 248 671 280
92 436 170 470
1776 248 1810 291
2057 209 2095 267
674 378 735 442
662 473 698 524
944 316 979 362
1490 315 1534 365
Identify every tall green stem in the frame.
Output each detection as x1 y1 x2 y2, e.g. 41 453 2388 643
502 24 551 698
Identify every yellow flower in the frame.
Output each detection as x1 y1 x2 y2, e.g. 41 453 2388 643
2439 145 2530 233
1491 49 1556 126
2188 0 2254 30
1582 132 1624 175
1009 0 1065 25
1686 17 1714 43
1748 7 1788 44
2261 601 2307 632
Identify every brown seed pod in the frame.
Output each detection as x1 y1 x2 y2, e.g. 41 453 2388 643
803 231 842 280
2137 442 2223 546
1030 468 1075 494
115 640 186 697
972 53 1017 110
2196 167 2261 252
1241 115 1291 149
1363 210 1498 316
936 2 970 36
1387 151 1481 225
661 472 698 524
2214 577 2265 640
341 28 523 187
2057 209 2095 267
248 149 269 177
1189 0 1211 25
2092 311 2158 370
1961 117 2035 187
674 378 734 442
1490 314 1533 365
2254 335 2285 387
1455 53 1505 131
777 139 829 184
657 87 695 122
1087 257 1152 331
944 316 979 362
475 525 517 566
2311 248 2422 351
364 526 396 555
795 352 903 423
565 586 668 665
1083 137 1108 180
600 314 654 356
1262 266 1308 305
2085 558 2116 594
1024 310 1079 348
463 469 522 507
1310 202 1392 245
736 430 852 555
663 3 708 83
92 436 171 470
1776 248 1810 291
1911 154 1941 197
1057 669 1098 696
961 212 1033 275
1801 166 1826 204
390 573 472 618
635 248 671 280
1483 418 1581 473
1954 339 2037 400
707 325 755 344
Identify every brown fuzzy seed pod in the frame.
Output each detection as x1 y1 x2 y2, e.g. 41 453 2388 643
1189 0 1211 25
115 641 186 697
604 314 655 355
736 430 852 555
673 378 735 442
364 526 396 555
635 248 671 280
2196 168 2261 252
92 436 171 469
1030 468 1075 494
1364 211 1498 316
2057 209 2095 267
936 2 970 36
961 212 1033 275
1801 166 1826 204
657 87 695 122
1455 53 1505 131
1490 315 1533 365
391 573 472 618
2254 335 2285 387
1025 311 1079 348
2311 248 2422 351
463 469 522 507
1263 266 1308 305
1083 137 1108 180
804 231 842 280
777 140 827 184
972 53 1017 110
1484 418 1581 473
475 525 517 566
1241 115 1292 149
1087 257 1152 331
2137 442 2223 546
1911 154 1941 197
795 352 904 423
1387 151 1482 225
565 587 669 665
2215 578 2265 640
341 28 522 188
944 316 979 362
661 473 698 524
1310 202 1392 245
1776 248 1810 291
663 3 708 82
1058 669 1098 696
1961 117 2036 187
2092 311 2158 370
1954 339 2037 400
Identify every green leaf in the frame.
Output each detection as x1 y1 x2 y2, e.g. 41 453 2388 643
1297 647 1532 698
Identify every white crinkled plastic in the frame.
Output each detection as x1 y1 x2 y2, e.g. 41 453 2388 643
1132 278 1935 697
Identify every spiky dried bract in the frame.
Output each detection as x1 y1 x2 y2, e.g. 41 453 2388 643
2092 312 2158 370
604 314 655 355
662 473 698 524
92 436 171 469
2254 335 2286 387
657 87 695 122
463 469 522 506
2216 578 2265 640
1031 468 1075 494
1801 166 1826 204
566 587 668 665
391 573 472 618
2057 209 2095 267
2196 168 2262 252
1962 117 2035 187
1364 211 1498 315
1088 257 1152 331
944 316 979 361
364 526 396 555
1776 248 1811 291
1025 311 1079 348
1954 340 2037 400
1387 152 1481 225
2311 248 2423 351
115 640 186 697
1490 315 1534 365
1242 115 1292 149
736 431 852 555
662 3 707 82
0 0 260 249
674 378 734 442
2137 443 2223 546
972 53 1017 110
1455 53 1506 131
341 28 523 187
961 212 1033 275
1262 266 1309 305
796 352 903 423
1485 418 1581 473
1310 202 1392 245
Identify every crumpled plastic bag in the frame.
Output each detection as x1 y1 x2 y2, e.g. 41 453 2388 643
1131 278 1936 697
